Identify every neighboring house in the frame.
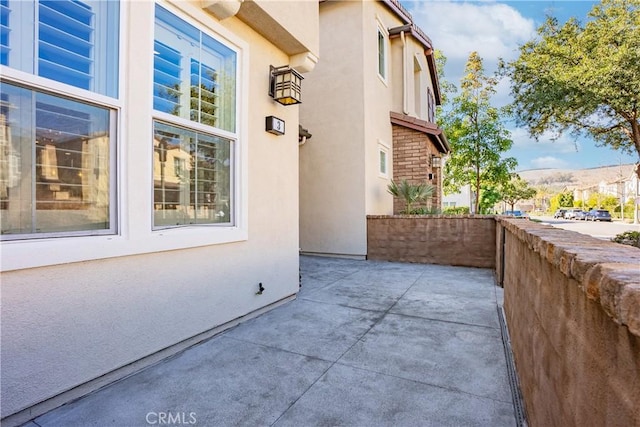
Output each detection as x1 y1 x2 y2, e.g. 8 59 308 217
299 0 449 258
442 183 473 212
573 165 640 207
0 0 318 424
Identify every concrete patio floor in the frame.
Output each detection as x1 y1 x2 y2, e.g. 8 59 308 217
26 256 517 427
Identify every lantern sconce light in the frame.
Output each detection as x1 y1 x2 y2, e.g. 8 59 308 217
432 155 441 168
269 65 303 105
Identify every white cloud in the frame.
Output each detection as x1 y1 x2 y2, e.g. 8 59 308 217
408 1 536 109
509 127 580 154
530 156 570 169
409 0 536 66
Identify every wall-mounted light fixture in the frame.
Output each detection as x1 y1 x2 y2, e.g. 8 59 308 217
432 155 441 168
269 65 303 105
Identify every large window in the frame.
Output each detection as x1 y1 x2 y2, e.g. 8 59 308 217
153 5 237 228
0 82 115 238
1 0 120 98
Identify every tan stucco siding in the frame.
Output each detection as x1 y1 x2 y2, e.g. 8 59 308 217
299 1 367 256
1 0 309 419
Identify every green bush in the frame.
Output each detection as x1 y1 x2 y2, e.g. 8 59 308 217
611 231 640 248
442 206 471 215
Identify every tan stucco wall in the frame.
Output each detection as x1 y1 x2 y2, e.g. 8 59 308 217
300 0 414 257
299 1 367 257
1 0 312 421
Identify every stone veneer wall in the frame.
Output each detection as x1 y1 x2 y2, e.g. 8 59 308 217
497 219 640 426
391 124 441 212
366 215 496 267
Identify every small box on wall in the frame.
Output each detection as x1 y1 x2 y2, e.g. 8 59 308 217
265 116 285 135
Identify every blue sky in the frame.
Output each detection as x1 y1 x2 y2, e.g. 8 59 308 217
403 0 639 171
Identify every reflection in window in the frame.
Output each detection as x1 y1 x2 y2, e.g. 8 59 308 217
153 121 232 227
154 5 236 132
1 0 119 97
0 82 113 238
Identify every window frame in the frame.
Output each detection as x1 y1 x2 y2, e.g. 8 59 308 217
151 3 240 230
376 23 387 82
378 140 390 179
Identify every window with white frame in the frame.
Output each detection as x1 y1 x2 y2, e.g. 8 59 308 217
377 26 386 80
0 0 119 240
378 144 389 178
153 4 237 228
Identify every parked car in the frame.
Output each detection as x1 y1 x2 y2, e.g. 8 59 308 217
564 209 585 220
553 209 567 219
503 210 530 219
574 210 587 220
585 209 612 222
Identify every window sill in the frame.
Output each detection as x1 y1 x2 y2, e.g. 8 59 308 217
0 226 248 272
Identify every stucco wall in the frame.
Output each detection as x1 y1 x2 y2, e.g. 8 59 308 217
499 219 640 426
366 215 496 267
1 1 308 421
299 1 367 257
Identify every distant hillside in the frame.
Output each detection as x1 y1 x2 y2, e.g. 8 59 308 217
517 164 636 190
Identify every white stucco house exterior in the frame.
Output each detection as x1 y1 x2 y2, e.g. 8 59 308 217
299 0 448 259
0 1 318 424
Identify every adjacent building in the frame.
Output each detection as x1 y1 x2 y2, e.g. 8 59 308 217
299 0 449 258
0 0 318 424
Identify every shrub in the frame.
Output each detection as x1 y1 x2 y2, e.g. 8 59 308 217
611 231 640 248
442 206 471 215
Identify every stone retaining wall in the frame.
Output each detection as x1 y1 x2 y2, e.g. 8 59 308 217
498 219 640 426
366 215 496 268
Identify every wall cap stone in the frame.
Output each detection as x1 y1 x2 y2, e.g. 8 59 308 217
499 218 640 337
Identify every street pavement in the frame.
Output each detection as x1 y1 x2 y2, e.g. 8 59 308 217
532 215 640 240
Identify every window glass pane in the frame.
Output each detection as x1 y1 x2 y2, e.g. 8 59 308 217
154 5 236 132
153 121 232 227
0 81 113 237
1 0 10 65
378 30 385 78
1 0 119 97
379 149 387 175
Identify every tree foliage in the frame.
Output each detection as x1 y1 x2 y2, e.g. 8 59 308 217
441 52 517 213
499 175 537 210
503 0 640 161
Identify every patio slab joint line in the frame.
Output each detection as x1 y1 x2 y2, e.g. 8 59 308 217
270 264 428 426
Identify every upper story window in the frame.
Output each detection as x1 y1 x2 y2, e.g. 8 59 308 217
153 5 238 229
377 27 386 80
1 0 120 98
154 4 236 133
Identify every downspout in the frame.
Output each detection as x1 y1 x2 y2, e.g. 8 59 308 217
400 30 409 115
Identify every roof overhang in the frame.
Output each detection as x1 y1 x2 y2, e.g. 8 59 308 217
390 111 450 154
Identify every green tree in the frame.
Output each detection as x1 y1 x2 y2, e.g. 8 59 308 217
478 185 502 214
503 0 640 161
499 175 537 211
442 52 517 213
387 180 434 214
